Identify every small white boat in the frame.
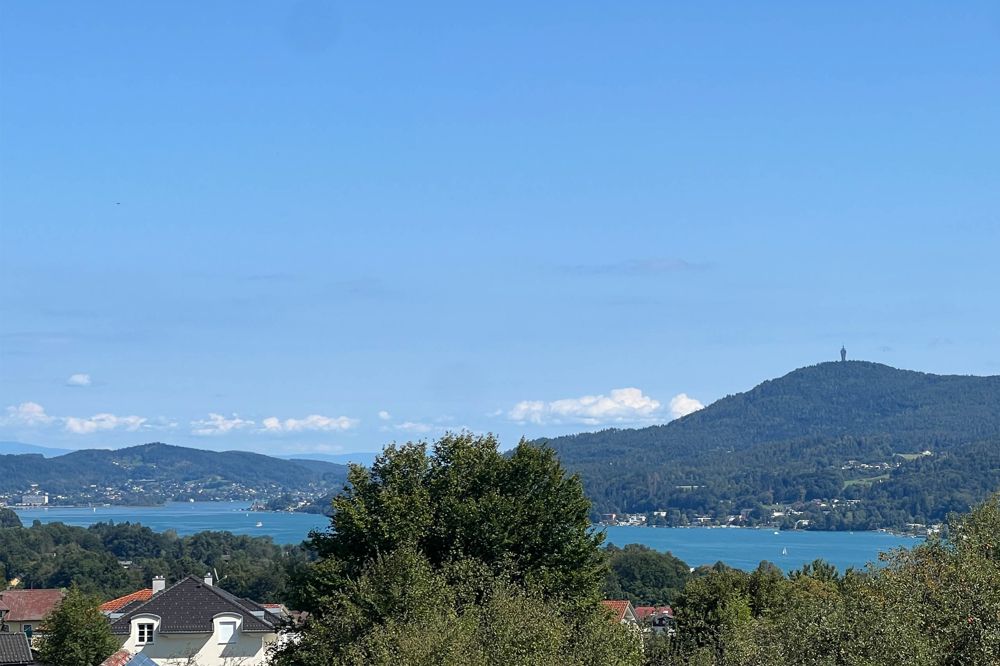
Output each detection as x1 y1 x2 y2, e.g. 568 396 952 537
773 531 779 535
255 521 263 528
781 547 788 556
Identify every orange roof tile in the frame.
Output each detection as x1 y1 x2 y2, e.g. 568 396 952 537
100 589 153 612
601 599 632 623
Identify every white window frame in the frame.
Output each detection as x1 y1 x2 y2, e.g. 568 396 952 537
137 622 154 644
218 619 237 645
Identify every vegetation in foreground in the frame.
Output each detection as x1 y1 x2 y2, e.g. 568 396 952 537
271 432 642 665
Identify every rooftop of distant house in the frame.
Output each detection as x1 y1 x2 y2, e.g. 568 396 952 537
109 575 278 635
0 588 64 622
600 599 635 624
99 589 153 613
634 605 674 621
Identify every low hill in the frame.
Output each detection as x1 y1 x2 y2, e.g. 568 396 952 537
0 442 349 505
0 441 73 457
538 361 1000 530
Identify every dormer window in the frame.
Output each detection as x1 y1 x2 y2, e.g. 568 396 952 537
137 622 154 644
218 620 237 644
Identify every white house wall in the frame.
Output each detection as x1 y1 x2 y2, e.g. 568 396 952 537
119 631 278 666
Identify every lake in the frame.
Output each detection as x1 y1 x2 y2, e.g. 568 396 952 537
13 502 918 572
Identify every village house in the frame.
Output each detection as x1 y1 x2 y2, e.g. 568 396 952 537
107 574 280 666
634 605 676 636
600 600 639 628
0 589 64 638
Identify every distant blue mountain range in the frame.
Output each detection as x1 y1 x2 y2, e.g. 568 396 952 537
281 452 379 467
0 441 73 457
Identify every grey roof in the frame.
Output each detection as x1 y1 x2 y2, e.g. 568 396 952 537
124 655 157 666
0 633 33 665
109 576 277 635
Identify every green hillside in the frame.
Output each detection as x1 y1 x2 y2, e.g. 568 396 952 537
0 442 349 504
537 361 1000 530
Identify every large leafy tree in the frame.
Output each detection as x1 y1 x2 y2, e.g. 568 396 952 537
307 432 606 606
36 585 119 666
276 433 638 665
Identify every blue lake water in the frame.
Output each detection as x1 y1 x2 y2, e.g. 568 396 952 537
13 502 918 572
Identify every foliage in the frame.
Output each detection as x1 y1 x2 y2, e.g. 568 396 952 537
277 433 638 665
308 432 606 607
272 547 641 666
0 507 21 528
538 361 1000 529
645 494 1000 665
36 585 119 666
0 519 307 603
604 543 692 605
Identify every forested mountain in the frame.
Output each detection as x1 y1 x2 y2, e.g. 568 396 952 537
537 361 1000 529
0 442 349 504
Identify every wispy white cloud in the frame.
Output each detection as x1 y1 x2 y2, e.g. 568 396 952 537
3 401 147 434
507 388 704 426
378 410 392 421
508 388 662 426
65 413 146 434
3 401 55 427
66 373 92 387
669 393 704 419
261 414 359 433
191 413 255 436
394 421 436 433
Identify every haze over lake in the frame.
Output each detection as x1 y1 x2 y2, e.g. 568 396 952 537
14 501 916 572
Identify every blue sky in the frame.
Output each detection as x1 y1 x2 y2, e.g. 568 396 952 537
2 1 999 454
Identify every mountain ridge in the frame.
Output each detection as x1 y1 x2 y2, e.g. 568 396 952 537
0 442 349 505
537 361 1000 530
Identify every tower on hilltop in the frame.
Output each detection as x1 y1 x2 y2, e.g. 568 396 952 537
840 345 847 362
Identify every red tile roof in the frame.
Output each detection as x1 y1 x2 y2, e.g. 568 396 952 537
0 589 64 622
100 589 153 612
634 605 673 621
99 650 133 666
600 600 632 623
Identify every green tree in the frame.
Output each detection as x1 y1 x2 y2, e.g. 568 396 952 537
276 433 637 665
0 507 21 529
308 432 606 607
604 543 692 606
36 585 119 666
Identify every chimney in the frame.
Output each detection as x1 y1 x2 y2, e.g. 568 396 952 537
152 575 166 594
204 572 213 587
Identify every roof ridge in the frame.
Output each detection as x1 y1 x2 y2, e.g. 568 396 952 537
197 580 275 627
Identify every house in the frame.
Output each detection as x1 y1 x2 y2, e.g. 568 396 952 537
634 605 676 635
600 600 638 628
0 589 65 637
0 633 35 666
109 574 279 666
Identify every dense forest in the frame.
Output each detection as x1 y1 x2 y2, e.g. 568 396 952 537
0 508 308 604
0 442 348 503
538 362 1000 530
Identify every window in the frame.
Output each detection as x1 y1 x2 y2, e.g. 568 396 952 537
218 620 237 644
22 625 31 637
137 622 154 644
